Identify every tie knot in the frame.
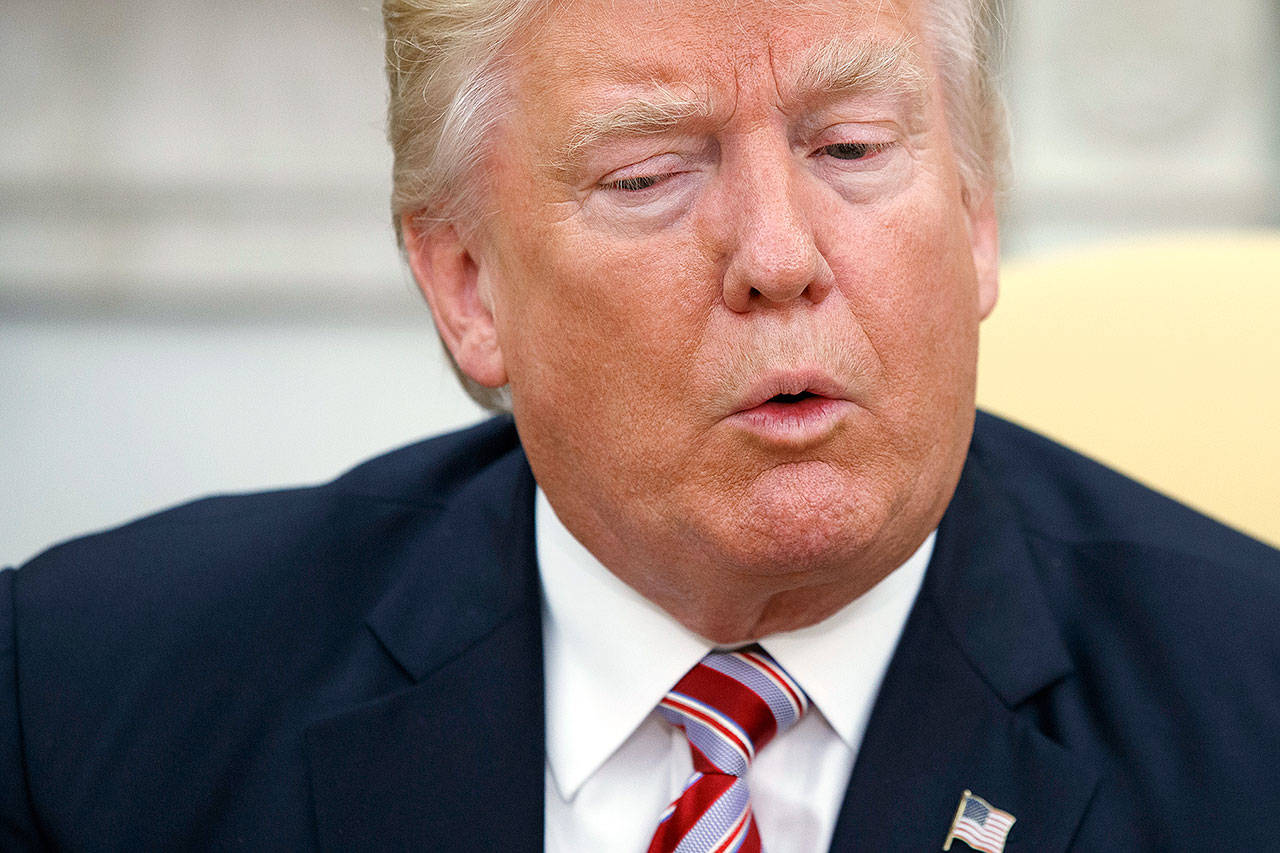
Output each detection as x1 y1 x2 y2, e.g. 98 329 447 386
658 645 809 777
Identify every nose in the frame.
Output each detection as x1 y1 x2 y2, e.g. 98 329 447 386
719 157 835 313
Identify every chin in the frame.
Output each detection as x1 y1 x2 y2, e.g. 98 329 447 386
705 464 901 578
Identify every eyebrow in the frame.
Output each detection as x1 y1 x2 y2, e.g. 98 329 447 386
555 36 929 167
790 34 929 111
558 85 715 166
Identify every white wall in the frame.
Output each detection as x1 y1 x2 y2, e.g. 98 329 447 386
999 0 1280 253
3 0 1277 564
2 1 488 564
2 318 486 564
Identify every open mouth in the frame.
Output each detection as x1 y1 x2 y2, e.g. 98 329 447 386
748 390 833 417
752 389 834 412
768 391 820 405
729 371 851 435
727 374 851 442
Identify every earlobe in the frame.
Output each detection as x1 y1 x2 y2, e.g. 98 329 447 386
967 192 1000 320
401 213 508 388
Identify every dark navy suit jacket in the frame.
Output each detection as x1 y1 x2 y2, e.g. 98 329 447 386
4 412 1279 850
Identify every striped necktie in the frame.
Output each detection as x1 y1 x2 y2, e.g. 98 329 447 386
647 645 809 853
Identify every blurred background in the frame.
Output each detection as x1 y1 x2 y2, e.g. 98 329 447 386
4 0 1278 564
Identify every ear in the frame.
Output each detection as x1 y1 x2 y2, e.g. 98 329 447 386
966 191 1000 320
401 213 508 388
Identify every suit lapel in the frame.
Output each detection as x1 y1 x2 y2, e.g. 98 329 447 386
828 447 1099 852
305 446 545 852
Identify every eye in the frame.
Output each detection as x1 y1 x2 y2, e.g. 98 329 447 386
819 141 885 161
606 174 664 192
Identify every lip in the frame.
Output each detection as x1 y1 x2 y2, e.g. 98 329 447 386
726 371 854 445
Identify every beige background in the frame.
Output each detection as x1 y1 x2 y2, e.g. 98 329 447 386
977 233 1280 546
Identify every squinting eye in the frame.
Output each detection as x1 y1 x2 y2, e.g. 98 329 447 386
607 175 663 192
822 142 878 160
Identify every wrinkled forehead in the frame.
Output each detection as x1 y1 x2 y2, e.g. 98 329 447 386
511 0 926 98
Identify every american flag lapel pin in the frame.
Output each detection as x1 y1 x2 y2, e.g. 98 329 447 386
942 790 1016 853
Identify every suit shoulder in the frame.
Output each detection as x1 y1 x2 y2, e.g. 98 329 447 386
327 413 521 505
21 415 519 565
12 415 524 639
970 413 1280 717
3 416 531 846
969 414 1280 834
970 410 1280 573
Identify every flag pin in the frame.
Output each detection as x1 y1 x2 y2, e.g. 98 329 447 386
942 790 1016 853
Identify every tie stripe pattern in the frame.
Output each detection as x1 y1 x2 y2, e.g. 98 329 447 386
648 646 808 853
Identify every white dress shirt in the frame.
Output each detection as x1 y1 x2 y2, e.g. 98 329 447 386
536 488 933 853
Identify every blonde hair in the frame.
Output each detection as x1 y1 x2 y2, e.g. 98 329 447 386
383 0 1008 410
921 0 1009 202
385 0 548 234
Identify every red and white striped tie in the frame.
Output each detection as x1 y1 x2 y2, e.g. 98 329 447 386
647 645 809 853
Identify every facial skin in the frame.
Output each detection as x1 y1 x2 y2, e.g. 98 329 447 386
406 0 999 644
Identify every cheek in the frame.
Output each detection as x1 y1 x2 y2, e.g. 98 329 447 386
829 193 982 409
496 226 711 415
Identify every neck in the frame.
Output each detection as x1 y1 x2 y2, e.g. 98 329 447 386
603 534 929 645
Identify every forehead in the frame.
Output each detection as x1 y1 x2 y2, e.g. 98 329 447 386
512 0 926 102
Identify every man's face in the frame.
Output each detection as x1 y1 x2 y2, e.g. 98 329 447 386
417 0 998 637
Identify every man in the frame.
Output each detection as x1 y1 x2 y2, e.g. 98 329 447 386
3 0 1278 850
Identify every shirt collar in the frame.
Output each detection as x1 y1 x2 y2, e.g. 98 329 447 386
536 487 932 800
